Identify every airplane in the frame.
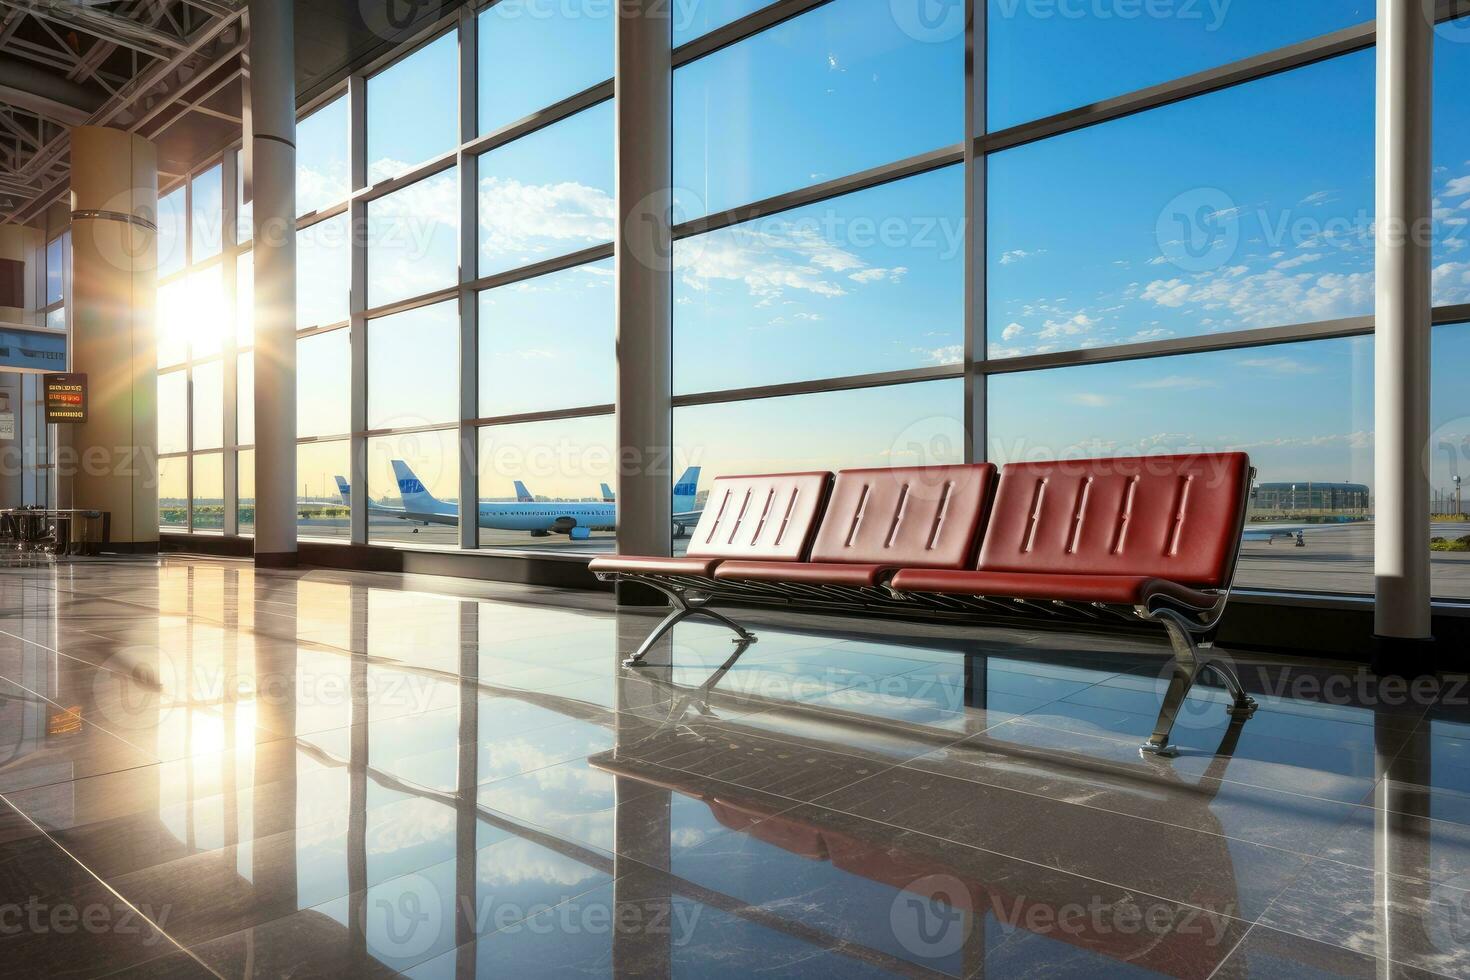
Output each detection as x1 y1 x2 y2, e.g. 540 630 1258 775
513 480 535 503
336 462 704 540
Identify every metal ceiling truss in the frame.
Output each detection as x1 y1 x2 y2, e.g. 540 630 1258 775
0 0 246 224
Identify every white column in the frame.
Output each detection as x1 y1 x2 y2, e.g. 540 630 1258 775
1374 0 1433 641
249 0 297 566
614 0 673 602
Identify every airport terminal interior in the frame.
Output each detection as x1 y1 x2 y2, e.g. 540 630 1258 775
0 0 1469 977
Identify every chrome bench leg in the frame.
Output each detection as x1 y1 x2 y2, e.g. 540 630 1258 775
622 582 757 668
1140 609 1257 757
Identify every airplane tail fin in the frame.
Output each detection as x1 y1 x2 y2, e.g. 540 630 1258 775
390 459 445 513
601 482 615 503
672 466 701 513
513 480 534 503
334 475 351 506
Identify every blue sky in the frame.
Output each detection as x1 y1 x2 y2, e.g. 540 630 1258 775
988 0 1372 129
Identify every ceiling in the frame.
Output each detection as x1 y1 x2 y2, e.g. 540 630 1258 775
0 0 456 227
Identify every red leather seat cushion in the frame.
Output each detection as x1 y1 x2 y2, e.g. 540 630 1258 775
714 560 887 588
977 452 1250 589
889 568 1217 609
587 555 720 578
808 464 995 570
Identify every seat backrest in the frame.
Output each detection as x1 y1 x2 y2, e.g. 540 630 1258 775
687 472 833 562
809 464 996 569
977 453 1251 588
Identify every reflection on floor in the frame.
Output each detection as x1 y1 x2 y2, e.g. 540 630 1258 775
0 557 1466 978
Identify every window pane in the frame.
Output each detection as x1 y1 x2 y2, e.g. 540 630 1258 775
299 440 351 542
1431 323 1470 600
672 379 964 554
45 236 64 307
235 149 253 244
299 329 351 437
298 213 351 328
987 0 1369 131
157 187 186 277
238 449 254 535
367 168 459 309
192 360 224 450
367 32 458 184
988 52 1372 359
158 456 187 530
157 277 190 367
673 0 774 44
187 265 229 358
237 354 254 446
367 428 458 548
236 251 254 346
191 453 224 531
1434 25 1470 295
158 371 188 455
477 101 613 278
675 167 963 394
988 337 1374 595
674 0 962 219
478 259 613 417
368 301 458 429
478 1 612 135
192 164 223 261
298 95 350 215
477 414 615 551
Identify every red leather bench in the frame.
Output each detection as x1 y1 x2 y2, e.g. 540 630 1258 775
589 452 1258 755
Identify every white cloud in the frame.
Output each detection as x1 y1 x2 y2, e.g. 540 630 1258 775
1433 261 1470 304
1140 279 1193 307
1275 252 1324 270
676 222 910 304
914 344 963 365
1132 375 1218 391
1139 268 1373 325
478 177 615 257
848 266 908 284
1001 322 1024 341
999 249 1045 265
1236 356 1320 375
1445 175 1470 197
1070 393 1114 407
1038 313 1098 339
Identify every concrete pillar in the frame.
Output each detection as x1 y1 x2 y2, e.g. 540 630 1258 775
249 0 298 566
1373 0 1434 645
0 224 39 322
69 126 158 550
614 0 673 603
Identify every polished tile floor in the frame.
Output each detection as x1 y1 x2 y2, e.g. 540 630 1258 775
0 557 1466 978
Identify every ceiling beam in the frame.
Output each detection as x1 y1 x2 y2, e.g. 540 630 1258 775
0 0 185 61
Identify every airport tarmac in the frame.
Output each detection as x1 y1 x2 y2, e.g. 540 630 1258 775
292 516 1470 601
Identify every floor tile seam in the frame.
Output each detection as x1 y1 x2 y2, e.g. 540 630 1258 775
816 750 1374 880
1000 714 1387 809
735 787 1266 938
1231 916 1469 979
0 675 169 764
0 794 227 980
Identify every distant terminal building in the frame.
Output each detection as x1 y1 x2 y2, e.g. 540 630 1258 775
1251 482 1370 516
